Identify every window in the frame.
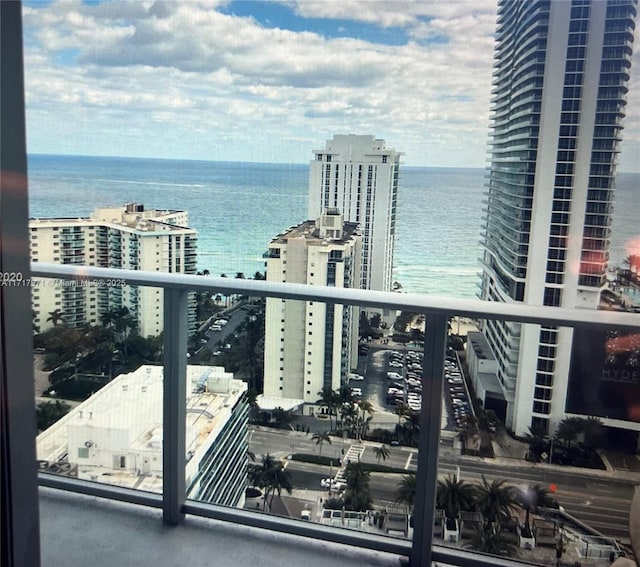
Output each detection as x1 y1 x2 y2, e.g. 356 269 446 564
532 401 551 414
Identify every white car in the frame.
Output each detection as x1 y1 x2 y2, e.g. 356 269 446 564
350 387 363 396
321 478 346 491
348 373 364 381
214 319 228 326
387 372 403 380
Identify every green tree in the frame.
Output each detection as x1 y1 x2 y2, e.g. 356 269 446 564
36 400 71 431
475 476 518 529
263 460 293 511
555 416 584 448
46 309 65 327
523 424 547 460
394 402 409 425
517 484 559 530
583 416 607 450
340 402 358 435
343 462 372 511
457 415 479 449
436 475 476 520
466 525 517 556
248 453 292 511
317 386 340 430
271 407 293 429
372 444 390 465
311 430 332 458
356 400 374 440
395 473 417 509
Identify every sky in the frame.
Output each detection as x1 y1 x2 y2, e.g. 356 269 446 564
22 0 640 170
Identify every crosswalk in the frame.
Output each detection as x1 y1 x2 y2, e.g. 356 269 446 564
334 444 366 484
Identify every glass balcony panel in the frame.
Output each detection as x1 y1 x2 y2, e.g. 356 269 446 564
30 267 640 567
34 282 165 496
186 295 414 541
437 316 639 565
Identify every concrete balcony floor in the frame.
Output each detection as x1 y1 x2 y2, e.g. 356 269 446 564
39 488 404 567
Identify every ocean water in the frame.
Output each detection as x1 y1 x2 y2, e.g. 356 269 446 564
27 154 639 299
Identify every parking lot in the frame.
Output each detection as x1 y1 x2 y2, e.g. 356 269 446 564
349 342 474 428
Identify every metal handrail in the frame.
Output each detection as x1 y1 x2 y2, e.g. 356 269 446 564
30 262 640 329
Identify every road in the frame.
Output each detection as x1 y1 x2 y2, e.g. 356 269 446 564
201 307 246 353
249 426 635 542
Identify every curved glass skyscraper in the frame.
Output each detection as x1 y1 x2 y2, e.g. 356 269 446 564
480 0 637 435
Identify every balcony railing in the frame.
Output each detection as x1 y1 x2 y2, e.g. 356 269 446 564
30 262 640 567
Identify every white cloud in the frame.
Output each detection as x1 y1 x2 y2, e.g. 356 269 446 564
20 1 640 171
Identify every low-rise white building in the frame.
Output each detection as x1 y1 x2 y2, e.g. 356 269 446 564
36 365 249 507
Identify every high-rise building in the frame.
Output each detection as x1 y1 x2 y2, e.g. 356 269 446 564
262 210 361 412
36 364 249 507
30 203 198 336
308 135 401 293
479 0 637 436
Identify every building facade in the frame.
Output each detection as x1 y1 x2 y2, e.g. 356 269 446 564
479 0 637 436
263 210 361 411
36 365 249 507
30 203 198 336
308 135 400 293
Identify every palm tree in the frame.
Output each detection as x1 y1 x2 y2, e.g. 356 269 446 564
457 415 478 450
582 416 606 450
317 386 339 430
475 476 518 530
394 402 409 424
466 525 517 556
395 473 417 509
356 400 374 440
555 416 584 448
264 461 293 511
517 484 559 531
372 444 390 465
311 431 331 458
343 462 372 511
436 475 476 520
340 402 358 435
271 406 293 429
46 309 65 327
249 453 293 511
523 424 547 461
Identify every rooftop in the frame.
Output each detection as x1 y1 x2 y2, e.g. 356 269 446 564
30 204 194 233
37 365 246 492
269 219 360 246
